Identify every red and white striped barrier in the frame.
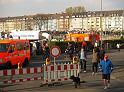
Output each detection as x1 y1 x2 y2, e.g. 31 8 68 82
0 67 43 76
43 63 79 84
0 67 43 84
0 63 79 84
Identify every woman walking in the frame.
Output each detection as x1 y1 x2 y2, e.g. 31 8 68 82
80 47 87 72
92 47 99 75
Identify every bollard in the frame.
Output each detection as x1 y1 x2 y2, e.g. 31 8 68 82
72 56 78 64
45 58 50 65
18 62 22 70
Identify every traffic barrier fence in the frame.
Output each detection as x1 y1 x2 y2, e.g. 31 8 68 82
43 63 79 84
0 63 80 85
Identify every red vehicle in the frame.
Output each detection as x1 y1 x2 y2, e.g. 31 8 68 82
65 33 100 42
0 39 30 68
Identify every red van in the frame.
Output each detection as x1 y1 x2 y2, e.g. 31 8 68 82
0 39 30 68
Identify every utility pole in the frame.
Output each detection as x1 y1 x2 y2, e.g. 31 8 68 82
100 0 103 48
122 9 124 38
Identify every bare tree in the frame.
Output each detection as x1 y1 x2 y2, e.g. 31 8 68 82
65 6 86 14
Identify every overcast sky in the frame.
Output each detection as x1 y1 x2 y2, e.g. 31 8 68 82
0 0 124 17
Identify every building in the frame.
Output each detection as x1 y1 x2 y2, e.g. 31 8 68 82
0 10 124 40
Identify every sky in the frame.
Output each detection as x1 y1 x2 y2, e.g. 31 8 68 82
0 0 124 17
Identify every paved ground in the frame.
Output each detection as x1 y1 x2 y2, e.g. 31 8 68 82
0 49 124 92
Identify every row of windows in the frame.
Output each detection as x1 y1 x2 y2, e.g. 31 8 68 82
9 42 29 53
16 42 29 50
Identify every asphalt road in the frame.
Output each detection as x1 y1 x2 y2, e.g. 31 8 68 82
0 49 124 92
30 49 124 68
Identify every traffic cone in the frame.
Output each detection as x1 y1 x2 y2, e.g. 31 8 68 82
18 62 22 70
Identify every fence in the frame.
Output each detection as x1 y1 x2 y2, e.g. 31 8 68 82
0 63 80 85
43 63 79 84
0 67 43 84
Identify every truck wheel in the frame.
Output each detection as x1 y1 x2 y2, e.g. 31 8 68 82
23 59 29 67
6 61 12 69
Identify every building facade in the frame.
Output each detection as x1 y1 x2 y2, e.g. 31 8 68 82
0 10 124 40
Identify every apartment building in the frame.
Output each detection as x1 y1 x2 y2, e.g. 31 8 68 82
0 10 123 40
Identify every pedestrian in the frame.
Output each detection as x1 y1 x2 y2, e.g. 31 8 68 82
44 44 50 58
68 43 73 60
79 47 87 72
116 43 120 51
92 47 99 75
32 42 37 56
99 47 105 61
96 46 100 63
99 55 113 89
30 42 33 56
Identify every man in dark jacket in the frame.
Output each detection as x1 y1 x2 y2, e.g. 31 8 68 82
99 47 105 60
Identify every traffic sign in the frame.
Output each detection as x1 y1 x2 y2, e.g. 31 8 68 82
50 46 60 57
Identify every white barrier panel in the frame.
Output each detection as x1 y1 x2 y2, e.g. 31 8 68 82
43 63 79 84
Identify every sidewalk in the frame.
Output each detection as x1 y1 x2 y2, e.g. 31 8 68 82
79 66 124 86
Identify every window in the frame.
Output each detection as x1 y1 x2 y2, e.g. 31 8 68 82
0 43 9 52
24 42 29 50
16 42 24 51
8 45 15 53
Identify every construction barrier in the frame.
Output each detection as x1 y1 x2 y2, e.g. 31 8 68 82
0 63 80 85
43 63 79 84
0 67 43 84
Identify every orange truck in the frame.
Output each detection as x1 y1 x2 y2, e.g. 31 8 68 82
0 39 30 68
64 33 100 43
65 33 89 42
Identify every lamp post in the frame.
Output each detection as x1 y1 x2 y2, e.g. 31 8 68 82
100 0 103 48
101 0 102 12
122 9 124 38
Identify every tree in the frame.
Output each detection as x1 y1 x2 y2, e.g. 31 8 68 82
65 6 86 14
65 7 73 14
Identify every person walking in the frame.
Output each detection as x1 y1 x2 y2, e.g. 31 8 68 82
92 47 99 75
79 47 87 72
99 47 105 61
32 42 37 56
68 43 73 60
44 44 50 59
116 43 120 51
99 55 113 89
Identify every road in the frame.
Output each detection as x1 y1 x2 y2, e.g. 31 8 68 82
30 49 124 68
0 49 124 92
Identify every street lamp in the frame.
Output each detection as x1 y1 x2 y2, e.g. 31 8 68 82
101 0 102 12
100 0 103 48
122 9 124 38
